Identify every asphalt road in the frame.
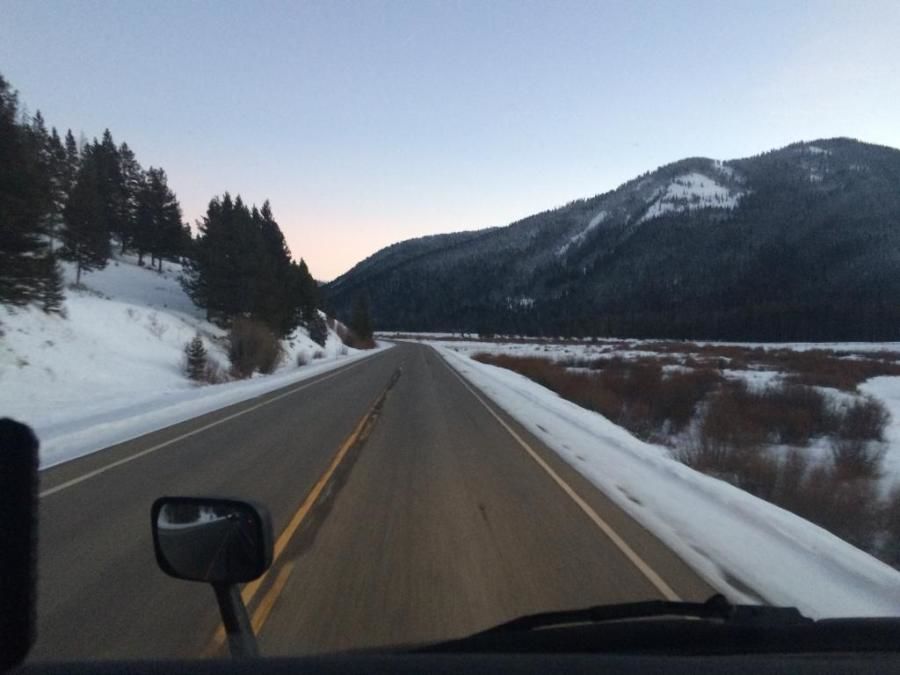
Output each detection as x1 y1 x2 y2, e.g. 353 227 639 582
31 342 713 661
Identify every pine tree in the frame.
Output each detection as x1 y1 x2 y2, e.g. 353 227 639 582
135 167 183 270
61 148 110 284
38 253 65 314
0 74 51 305
308 311 328 347
92 130 127 251
184 334 208 381
46 127 68 252
63 129 79 196
117 142 143 254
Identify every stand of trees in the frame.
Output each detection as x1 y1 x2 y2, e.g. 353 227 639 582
0 76 64 310
0 72 190 305
3 69 338 350
181 195 319 337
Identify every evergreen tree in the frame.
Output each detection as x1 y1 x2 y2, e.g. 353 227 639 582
0 74 51 305
61 148 110 284
63 129 79 196
117 142 143 254
46 127 68 252
184 334 208 381
92 129 127 251
182 193 239 321
27 111 54 231
308 311 328 347
135 167 183 270
38 253 65 314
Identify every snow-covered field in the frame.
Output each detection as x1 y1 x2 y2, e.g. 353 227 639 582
419 338 900 618
0 254 384 468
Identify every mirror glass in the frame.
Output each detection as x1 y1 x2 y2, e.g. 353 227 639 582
153 498 271 584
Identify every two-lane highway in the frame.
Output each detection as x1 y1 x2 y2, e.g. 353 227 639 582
32 342 713 661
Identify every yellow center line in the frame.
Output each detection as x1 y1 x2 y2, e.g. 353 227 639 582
203 381 387 656
251 561 296 635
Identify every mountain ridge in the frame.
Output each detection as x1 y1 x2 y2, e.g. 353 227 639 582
326 138 900 341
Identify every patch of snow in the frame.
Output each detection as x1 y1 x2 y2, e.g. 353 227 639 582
434 344 900 618
806 145 830 156
505 296 535 310
557 210 607 256
638 172 743 224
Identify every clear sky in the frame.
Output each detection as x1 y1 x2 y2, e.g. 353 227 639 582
2 0 898 280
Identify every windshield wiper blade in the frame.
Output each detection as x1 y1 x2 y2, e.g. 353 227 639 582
481 594 812 633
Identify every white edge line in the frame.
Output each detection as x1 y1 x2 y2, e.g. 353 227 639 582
40 355 378 498
436 347 682 602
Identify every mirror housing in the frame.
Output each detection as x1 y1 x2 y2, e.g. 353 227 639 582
151 496 273 585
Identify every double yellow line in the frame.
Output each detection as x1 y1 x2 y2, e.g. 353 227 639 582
204 374 395 656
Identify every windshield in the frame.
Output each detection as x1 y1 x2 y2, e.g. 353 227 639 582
2 0 900 662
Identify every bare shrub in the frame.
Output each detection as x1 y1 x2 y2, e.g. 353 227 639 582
341 329 376 350
475 353 722 441
839 396 890 442
790 466 882 551
780 351 900 392
296 351 309 367
630 342 900 392
699 382 768 451
228 318 283 378
829 439 886 482
312 350 325 360
699 381 838 449
201 359 227 385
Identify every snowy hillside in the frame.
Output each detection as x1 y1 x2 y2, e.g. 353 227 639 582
0 253 373 468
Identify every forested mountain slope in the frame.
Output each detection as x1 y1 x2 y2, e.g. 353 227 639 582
326 138 900 340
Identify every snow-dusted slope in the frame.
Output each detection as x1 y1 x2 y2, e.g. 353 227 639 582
638 171 744 223
0 253 376 468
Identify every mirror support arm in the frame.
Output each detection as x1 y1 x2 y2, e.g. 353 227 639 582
212 583 259 658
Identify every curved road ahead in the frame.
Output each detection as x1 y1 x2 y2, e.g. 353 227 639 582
32 342 712 661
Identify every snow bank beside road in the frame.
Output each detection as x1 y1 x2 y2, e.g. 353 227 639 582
32 345 387 470
0 253 386 468
435 344 900 618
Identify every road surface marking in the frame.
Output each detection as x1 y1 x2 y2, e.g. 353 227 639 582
204 371 395 655
251 561 295 635
440 353 682 602
40 356 379 498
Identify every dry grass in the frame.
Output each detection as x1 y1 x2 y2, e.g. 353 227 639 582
337 322 376 350
473 353 719 440
638 342 900 392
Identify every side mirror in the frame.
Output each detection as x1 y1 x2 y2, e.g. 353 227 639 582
151 497 273 658
152 497 273 584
